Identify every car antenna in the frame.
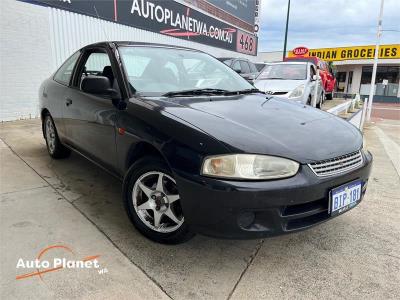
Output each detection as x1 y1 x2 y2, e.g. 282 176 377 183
93 5 110 41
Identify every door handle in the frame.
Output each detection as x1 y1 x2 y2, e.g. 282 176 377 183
65 98 72 106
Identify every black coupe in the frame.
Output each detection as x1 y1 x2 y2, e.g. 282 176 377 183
39 42 372 244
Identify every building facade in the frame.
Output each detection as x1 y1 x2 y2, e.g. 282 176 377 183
0 0 259 121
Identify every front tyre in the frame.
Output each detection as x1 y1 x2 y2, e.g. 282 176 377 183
123 156 194 244
43 114 71 159
316 92 324 109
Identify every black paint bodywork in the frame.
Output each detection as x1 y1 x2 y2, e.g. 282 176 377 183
39 42 372 239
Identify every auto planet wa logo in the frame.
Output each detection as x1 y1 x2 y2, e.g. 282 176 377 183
130 0 235 43
15 244 106 281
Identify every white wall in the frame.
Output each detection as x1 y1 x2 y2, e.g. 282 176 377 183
335 64 363 94
1 0 52 121
256 51 286 62
1 0 254 121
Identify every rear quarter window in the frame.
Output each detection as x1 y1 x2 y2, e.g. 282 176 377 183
249 62 258 73
54 51 81 85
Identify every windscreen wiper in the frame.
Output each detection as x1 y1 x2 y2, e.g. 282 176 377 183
226 88 260 95
162 88 230 97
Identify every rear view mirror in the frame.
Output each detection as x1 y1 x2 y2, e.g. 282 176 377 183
311 75 317 81
81 76 119 98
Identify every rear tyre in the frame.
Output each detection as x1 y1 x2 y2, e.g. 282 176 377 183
123 156 195 244
43 114 71 159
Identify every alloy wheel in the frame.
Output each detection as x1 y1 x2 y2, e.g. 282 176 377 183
45 117 56 154
132 171 184 233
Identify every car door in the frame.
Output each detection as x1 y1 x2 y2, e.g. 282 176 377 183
325 63 336 92
48 50 81 139
62 47 120 173
309 64 317 99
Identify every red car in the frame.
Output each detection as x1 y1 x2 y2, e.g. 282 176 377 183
284 56 336 100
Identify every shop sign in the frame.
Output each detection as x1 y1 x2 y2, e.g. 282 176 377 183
21 0 258 56
289 44 400 61
292 46 309 56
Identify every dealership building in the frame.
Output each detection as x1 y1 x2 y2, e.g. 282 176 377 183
0 0 260 121
257 44 400 102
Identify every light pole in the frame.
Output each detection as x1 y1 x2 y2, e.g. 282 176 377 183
366 0 385 121
282 0 291 60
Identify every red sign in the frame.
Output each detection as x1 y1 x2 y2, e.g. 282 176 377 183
236 29 257 56
293 46 309 56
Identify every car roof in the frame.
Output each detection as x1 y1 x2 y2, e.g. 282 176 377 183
218 57 251 61
268 61 310 65
284 56 321 64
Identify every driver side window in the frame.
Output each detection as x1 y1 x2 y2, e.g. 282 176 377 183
77 50 118 94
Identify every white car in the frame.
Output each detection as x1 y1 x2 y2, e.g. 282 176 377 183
254 62 324 108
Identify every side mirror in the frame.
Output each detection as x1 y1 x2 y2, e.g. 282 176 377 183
81 76 119 98
311 75 317 81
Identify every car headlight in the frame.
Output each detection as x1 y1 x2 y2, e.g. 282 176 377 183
289 84 304 98
201 154 299 180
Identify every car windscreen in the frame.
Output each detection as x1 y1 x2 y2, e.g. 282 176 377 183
118 47 253 95
258 64 307 80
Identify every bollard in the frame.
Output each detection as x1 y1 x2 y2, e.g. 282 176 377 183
359 97 368 131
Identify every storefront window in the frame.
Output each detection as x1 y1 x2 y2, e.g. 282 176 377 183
346 71 353 93
360 66 399 96
336 71 347 92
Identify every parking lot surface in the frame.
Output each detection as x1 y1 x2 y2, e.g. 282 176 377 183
1 108 399 299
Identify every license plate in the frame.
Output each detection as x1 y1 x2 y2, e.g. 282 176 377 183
330 180 362 216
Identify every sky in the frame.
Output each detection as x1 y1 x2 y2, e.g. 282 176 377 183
258 0 400 52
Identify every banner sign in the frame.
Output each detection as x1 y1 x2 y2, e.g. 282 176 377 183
23 0 258 55
206 0 256 26
289 44 400 61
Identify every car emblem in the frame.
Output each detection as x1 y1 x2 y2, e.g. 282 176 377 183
266 91 274 94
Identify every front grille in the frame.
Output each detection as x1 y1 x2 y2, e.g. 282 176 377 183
281 198 329 231
285 211 330 231
282 198 328 216
266 91 287 95
308 151 363 177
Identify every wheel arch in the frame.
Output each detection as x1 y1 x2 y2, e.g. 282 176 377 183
122 141 171 198
40 108 50 138
125 141 170 173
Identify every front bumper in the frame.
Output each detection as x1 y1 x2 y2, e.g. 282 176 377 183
174 151 373 239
